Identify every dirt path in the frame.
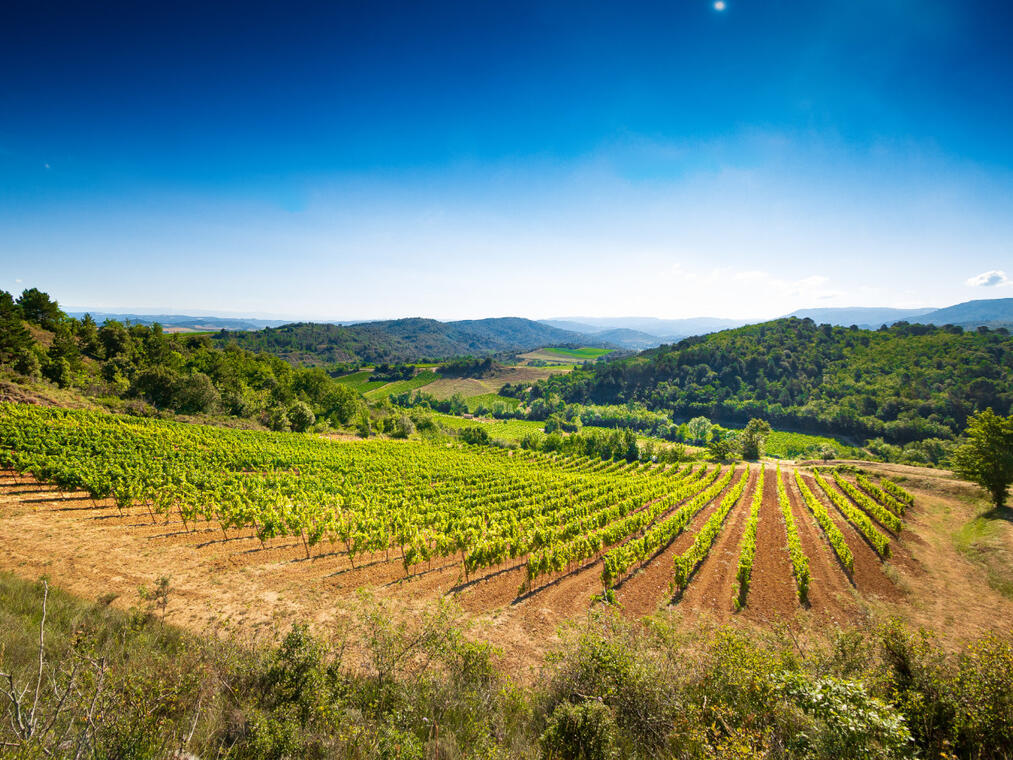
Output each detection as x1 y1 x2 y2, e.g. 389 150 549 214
802 473 902 603
783 471 857 624
739 467 800 624
616 467 740 618
676 468 757 618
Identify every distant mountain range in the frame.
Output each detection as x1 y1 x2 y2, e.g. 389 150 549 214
780 306 937 329
67 298 1013 360
544 298 1013 348
64 312 293 332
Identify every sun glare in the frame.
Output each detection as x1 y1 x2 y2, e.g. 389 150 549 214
714 1 726 10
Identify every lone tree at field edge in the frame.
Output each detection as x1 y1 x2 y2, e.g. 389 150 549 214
951 408 1013 509
739 418 772 460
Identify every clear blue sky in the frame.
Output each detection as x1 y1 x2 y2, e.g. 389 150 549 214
2 0 1012 320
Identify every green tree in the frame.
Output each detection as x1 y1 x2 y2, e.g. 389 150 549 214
173 372 220 415
707 428 738 461
287 400 316 432
76 313 102 357
951 409 1013 509
739 418 772 460
686 416 712 444
16 288 62 330
0 290 34 368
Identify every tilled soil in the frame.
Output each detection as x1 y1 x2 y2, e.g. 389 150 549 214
801 473 902 603
675 469 758 617
3 461 1000 675
615 467 739 617
783 470 857 624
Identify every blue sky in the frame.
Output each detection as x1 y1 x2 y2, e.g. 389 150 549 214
2 0 1012 320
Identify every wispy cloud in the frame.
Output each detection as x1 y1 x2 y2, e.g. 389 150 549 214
965 270 1011 288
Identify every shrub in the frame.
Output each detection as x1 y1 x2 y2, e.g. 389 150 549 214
540 700 618 760
459 426 491 445
287 401 316 432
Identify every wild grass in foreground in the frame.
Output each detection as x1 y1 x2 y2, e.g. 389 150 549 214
1 573 1012 759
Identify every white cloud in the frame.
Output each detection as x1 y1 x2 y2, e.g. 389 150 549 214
965 270 1010 287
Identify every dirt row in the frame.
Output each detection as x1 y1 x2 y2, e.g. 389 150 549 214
0 464 917 670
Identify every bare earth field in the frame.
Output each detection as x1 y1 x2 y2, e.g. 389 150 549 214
424 365 569 400
1 460 1010 678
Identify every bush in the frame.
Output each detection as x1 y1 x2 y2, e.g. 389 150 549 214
459 426 491 445
267 406 290 432
774 671 912 759
287 401 316 432
540 700 618 760
173 372 220 415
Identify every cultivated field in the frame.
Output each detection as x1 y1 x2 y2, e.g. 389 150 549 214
518 347 610 364
336 363 568 402
1 403 1009 674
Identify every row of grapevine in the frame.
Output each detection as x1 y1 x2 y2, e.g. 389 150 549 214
794 471 854 573
853 473 906 516
882 478 915 509
812 471 891 558
600 466 736 588
521 467 716 587
672 467 751 590
0 403 697 584
831 472 903 533
776 466 810 604
733 466 765 609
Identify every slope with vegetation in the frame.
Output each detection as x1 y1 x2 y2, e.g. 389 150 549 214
526 317 1013 449
212 316 600 365
0 287 364 431
3 570 1012 760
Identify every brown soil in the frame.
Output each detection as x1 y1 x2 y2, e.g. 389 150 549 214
615 467 744 618
675 468 757 618
739 467 801 625
783 471 857 624
2 460 1011 676
802 473 902 603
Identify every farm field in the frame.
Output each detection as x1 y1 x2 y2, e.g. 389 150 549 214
430 412 546 442
518 347 611 364
362 370 438 400
764 430 863 459
0 402 1010 673
464 393 523 413
423 364 571 400
336 363 566 402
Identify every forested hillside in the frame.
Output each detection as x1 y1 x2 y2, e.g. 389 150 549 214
527 318 1013 443
213 317 595 365
0 288 362 430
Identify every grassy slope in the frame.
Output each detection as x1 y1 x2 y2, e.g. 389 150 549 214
540 346 613 360
362 370 439 400
430 412 546 442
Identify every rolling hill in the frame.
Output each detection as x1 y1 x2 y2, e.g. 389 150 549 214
782 306 937 328
215 317 601 365
543 299 1013 345
916 297 1013 329
527 317 1013 443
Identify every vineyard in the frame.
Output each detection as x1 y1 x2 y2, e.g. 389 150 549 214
0 402 919 651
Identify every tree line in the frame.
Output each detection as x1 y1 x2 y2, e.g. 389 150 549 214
0 287 362 431
522 317 1012 445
